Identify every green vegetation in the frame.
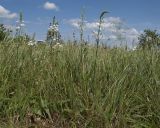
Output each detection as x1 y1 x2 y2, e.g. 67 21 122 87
138 29 160 50
0 40 159 127
0 24 11 41
0 11 160 128
46 16 61 45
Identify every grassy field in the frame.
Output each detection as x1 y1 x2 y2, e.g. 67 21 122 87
0 41 160 127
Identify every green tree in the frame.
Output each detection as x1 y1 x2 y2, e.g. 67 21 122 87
0 24 11 41
138 29 160 49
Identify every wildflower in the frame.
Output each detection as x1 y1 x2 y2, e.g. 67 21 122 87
20 23 25 27
28 41 36 46
16 26 20 29
53 42 63 49
132 46 137 51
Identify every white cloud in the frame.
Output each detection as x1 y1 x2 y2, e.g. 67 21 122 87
0 5 17 19
68 17 140 46
68 18 81 28
43 2 59 11
68 17 123 31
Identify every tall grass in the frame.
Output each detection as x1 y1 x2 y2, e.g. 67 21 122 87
0 40 160 127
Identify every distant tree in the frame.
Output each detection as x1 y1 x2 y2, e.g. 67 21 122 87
138 29 160 49
0 24 11 41
46 16 61 45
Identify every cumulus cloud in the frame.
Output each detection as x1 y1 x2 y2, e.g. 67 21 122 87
68 17 123 30
67 18 82 28
43 2 59 11
0 5 17 19
68 17 140 46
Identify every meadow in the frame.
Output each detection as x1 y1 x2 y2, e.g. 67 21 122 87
0 39 159 128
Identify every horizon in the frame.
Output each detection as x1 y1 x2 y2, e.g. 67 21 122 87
0 0 160 47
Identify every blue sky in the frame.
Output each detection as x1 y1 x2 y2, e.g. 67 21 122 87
0 0 160 46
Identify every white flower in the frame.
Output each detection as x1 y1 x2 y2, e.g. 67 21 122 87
28 41 36 46
16 26 20 29
20 23 25 27
132 46 137 51
56 43 60 45
53 43 63 49
59 44 63 48
55 27 59 31
146 36 152 42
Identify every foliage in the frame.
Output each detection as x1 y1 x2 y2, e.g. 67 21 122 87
0 24 11 41
46 16 61 45
0 9 160 128
78 9 85 43
13 34 31 44
0 40 159 127
15 12 25 37
138 29 160 49
96 11 108 50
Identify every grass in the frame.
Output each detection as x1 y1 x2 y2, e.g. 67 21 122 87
0 40 159 128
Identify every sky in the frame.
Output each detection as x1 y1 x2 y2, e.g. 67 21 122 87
0 0 160 47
